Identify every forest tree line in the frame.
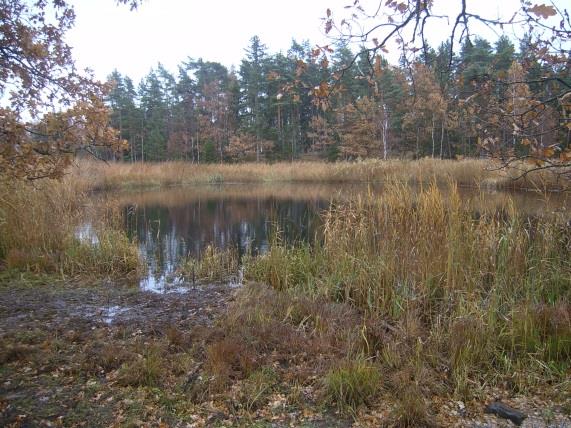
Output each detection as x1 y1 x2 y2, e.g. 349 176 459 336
105 34 570 163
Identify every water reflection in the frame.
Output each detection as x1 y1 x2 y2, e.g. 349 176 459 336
121 185 331 291
101 183 569 291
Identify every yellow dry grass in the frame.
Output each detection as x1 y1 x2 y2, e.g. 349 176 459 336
72 158 569 192
246 179 571 396
0 177 140 277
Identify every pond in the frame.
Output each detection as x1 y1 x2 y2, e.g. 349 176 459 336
93 183 570 292
118 184 345 292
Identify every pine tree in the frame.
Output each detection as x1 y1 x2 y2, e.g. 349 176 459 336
106 71 140 161
139 70 168 161
493 36 516 78
239 36 269 161
459 37 494 97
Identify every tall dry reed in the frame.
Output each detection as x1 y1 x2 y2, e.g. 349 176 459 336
73 158 569 192
0 178 140 277
245 179 571 395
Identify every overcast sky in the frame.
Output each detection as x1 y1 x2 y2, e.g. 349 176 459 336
67 0 333 83
66 0 564 84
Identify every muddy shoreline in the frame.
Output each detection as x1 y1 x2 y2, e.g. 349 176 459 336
0 282 352 427
1 281 569 427
0 282 237 427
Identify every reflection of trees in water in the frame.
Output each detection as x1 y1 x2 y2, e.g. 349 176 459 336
123 197 327 279
116 184 570 282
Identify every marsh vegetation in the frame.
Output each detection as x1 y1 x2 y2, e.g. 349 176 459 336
1 160 570 426
2 0 571 424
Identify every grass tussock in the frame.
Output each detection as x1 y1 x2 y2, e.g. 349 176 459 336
0 179 83 271
0 178 141 278
209 282 449 419
177 245 239 282
391 384 434 428
63 229 141 277
237 367 279 412
74 158 569 192
324 359 381 411
200 283 367 409
245 179 571 401
117 345 164 388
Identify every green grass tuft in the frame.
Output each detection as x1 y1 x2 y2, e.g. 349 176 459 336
324 360 381 412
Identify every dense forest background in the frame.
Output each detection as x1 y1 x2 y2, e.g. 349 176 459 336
105 34 569 163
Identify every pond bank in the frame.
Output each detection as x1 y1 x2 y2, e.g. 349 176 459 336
75 159 571 193
0 281 234 426
1 281 569 427
1 164 570 426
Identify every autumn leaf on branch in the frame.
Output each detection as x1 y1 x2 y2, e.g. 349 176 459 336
527 4 557 19
0 0 131 181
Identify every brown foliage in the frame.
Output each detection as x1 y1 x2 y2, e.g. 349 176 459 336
0 1 129 180
338 96 385 159
225 133 274 162
307 115 336 152
320 1 571 175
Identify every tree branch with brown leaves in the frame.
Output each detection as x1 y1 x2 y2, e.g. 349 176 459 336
0 0 136 181
316 0 571 181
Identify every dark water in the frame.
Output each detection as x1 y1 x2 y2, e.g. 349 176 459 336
94 183 570 292
119 185 338 291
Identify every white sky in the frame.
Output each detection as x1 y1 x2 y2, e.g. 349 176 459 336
66 0 565 84
67 0 333 82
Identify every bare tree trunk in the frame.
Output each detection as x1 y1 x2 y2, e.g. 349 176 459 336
189 136 194 163
141 116 145 163
256 137 260 162
381 104 389 160
277 104 282 151
431 115 436 158
439 119 444 159
196 132 200 164
130 135 134 163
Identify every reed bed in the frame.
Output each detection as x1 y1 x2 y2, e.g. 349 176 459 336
0 178 141 278
245 180 571 398
177 245 239 282
73 158 569 192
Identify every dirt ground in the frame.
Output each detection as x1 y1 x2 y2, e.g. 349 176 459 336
0 280 569 427
0 281 353 427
